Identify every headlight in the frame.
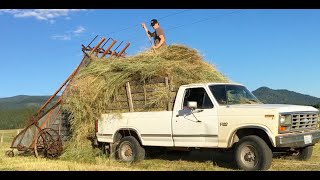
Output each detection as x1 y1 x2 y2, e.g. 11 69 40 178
279 114 291 126
279 114 292 133
280 116 286 124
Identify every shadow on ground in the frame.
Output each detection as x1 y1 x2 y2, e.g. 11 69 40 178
145 149 238 170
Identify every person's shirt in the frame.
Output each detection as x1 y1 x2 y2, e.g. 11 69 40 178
148 27 166 47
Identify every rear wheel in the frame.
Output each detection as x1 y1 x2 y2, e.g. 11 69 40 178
116 136 145 163
234 135 272 171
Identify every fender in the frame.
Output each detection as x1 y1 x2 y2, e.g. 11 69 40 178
227 124 275 148
113 127 144 145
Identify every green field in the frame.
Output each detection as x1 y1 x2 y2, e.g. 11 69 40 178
1 129 320 171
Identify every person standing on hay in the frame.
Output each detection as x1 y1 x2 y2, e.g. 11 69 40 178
141 19 166 50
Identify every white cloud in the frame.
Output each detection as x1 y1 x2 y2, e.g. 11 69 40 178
51 35 71 41
51 26 86 41
0 9 85 22
73 26 85 34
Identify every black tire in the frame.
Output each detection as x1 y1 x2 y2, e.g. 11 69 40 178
235 135 272 171
116 136 145 163
109 133 122 160
293 146 313 160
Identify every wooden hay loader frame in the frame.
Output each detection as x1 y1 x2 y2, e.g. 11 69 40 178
5 36 130 158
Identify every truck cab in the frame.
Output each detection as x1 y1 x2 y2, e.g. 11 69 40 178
95 82 320 171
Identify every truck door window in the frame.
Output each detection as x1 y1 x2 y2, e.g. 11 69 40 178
209 85 227 105
183 88 213 109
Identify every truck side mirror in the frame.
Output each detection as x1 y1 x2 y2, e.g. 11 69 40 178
187 101 197 110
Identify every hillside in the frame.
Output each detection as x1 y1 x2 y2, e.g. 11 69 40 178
0 95 58 129
252 87 320 105
0 95 57 110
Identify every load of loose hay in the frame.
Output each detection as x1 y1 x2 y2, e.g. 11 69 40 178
60 44 229 161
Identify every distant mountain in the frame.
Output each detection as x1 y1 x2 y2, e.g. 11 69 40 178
252 87 320 105
0 95 54 110
0 95 59 129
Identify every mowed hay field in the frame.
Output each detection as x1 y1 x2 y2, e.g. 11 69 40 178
1 129 320 171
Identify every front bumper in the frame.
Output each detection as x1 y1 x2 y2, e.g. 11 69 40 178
275 130 320 148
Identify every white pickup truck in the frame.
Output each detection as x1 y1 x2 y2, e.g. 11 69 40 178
95 82 320 171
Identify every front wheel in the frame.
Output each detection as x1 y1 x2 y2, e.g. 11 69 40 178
234 135 272 171
116 136 145 163
292 146 313 160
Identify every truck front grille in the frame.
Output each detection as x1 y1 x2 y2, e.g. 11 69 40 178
291 113 318 130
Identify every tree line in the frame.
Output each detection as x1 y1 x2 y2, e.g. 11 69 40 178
0 107 37 130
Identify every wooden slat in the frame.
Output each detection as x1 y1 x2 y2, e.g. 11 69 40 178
130 77 166 86
126 82 134 112
119 87 170 95
116 94 146 102
107 77 178 111
165 77 170 111
131 88 154 94
147 77 166 84
106 103 175 111
115 90 177 103
143 79 147 105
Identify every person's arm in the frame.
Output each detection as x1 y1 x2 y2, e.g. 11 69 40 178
148 31 155 37
141 23 155 38
153 35 165 49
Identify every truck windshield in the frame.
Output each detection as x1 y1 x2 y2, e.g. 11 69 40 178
209 85 262 105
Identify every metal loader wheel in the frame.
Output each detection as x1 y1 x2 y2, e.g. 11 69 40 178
34 128 63 159
5 150 14 157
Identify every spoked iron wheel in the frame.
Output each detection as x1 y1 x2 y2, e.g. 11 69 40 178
5 150 14 157
34 128 63 159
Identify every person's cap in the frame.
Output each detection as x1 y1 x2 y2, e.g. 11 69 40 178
150 19 158 26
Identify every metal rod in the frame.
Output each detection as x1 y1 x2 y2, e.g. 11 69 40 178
35 73 72 116
110 41 123 57
143 29 156 53
117 43 130 57
114 41 124 52
101 40 117 58
101 38 111 49
89 37 106 56
87 35 98 48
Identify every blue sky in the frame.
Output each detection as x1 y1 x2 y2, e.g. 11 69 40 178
0 9 319 98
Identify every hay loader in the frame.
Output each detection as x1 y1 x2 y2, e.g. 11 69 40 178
5 36 130 158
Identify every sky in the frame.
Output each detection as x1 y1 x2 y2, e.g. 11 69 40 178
0 9 319 98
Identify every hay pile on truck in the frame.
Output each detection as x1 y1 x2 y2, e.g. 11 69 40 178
60 44 229 161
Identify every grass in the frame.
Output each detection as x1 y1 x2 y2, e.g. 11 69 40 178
1 129 320 171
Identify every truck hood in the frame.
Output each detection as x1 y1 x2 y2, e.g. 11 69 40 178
227 104 319 113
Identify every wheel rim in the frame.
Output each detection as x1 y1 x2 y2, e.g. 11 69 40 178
120 143 134 162
34 128 63 158
34 133 47 158
240 145 259 168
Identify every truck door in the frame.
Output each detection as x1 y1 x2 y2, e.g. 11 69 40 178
172 87 219 147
